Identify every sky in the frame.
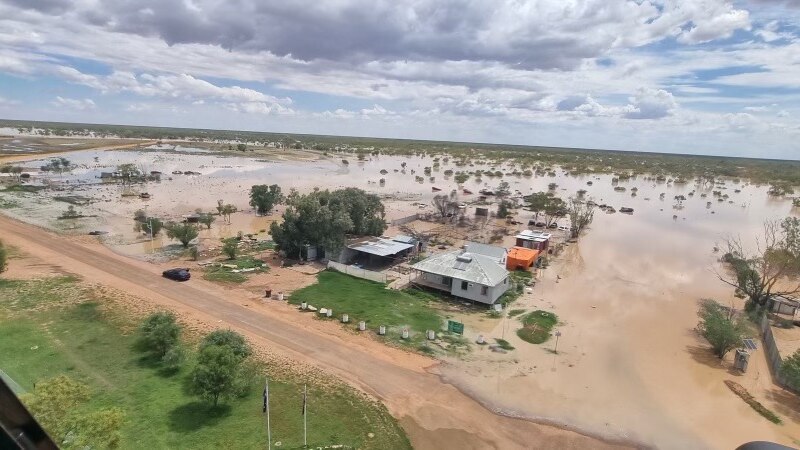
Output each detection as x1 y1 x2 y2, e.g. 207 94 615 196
1 1 799 160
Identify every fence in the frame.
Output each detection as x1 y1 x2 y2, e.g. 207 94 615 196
761 315 786 385
327 261 387 283
390 213 419 226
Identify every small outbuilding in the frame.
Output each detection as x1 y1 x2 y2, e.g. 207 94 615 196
515 230 551 251
768 295 800 316
506 246 541 271
338 235 418 268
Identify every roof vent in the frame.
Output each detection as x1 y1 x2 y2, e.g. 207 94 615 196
456 254 473 263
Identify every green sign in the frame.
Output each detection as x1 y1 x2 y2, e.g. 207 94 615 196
447 320 464 335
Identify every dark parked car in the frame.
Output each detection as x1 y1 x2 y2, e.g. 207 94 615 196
162 268 191 281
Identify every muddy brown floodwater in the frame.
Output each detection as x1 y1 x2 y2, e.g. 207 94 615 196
2 145 800 448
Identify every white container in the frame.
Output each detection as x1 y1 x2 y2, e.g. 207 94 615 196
378 325 386 335
326 309 333 318
358 321 366 331
300 302 307 310
341 314 349 323
277 292 284 301
476 334 485 344
426 330 435 340
401 328 409 339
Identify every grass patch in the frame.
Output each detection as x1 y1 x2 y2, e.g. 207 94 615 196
517 310 558 344
0 276 411 449
0 197 20 208
494 339 515 351
2 184 46 193
724 380 782 424
508 309 526 318
203 256 267 284
290 270 443 346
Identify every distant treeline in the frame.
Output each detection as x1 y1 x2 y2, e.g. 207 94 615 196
2 118 799 186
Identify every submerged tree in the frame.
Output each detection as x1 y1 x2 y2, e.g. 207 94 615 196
567 198 596 239
432 193 460 222
718 218 800 308
525 192 566 226
166 222 199 248
249 184 284 215
198 213 216 229
696 299 749 359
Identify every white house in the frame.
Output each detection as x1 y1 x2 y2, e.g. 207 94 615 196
411 249 510 304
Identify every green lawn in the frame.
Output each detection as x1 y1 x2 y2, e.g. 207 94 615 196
289 270 444 347
517 310 558 344
0 277 410 449
203 256 268 284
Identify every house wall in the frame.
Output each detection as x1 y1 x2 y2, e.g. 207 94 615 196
448 276 509 304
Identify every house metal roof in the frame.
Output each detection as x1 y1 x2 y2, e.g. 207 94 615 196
348 237 413 257
392 235 416 244
412 251 509 286
463 242 507 261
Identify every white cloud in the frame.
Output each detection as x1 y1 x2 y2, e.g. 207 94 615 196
52 96 96 110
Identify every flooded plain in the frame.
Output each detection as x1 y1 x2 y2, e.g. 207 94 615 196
2 145 800 448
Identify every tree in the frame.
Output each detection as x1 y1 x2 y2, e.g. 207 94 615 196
221 204 237 224
59 205 82 219
432 193 459 222
567 198 596 239
270 188 385 258
138 217 163 237
696 299 748 359
718 218 800 307
454 172 469 184
781 349 800 390
222 238 238 260
497 200 512 219
190 345 239 406
198 213 216 229
166 222 199 248
200 329 252 360
138 312 181 359
116 163 142 185
236 143 247 152
21 375 123 447
495 181 510 198
525 192 566 226
0 240 7 275
249 184 284 215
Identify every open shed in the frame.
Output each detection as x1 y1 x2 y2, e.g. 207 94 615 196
338 235 417 268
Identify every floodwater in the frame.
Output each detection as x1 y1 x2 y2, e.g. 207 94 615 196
2 145 800 447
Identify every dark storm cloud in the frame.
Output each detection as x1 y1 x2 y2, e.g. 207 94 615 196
7 0 655 70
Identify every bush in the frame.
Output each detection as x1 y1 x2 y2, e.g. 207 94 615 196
697 299 749 359
138 312 181 360
166 222 199 248
517 310 558 344
222 238 238 260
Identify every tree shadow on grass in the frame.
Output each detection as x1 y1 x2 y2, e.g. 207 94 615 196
168 402 232 432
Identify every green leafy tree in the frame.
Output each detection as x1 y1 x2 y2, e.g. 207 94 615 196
781 349 800 390
138 217 164 237
525 192 566 226
138 311 181 359
249 184 284 215
497 200 512 219
270 188 385 258
697 299 749 359
166 222 199 248
236 143 247 152
0 240 7 275
21 375 123 448
198 213 216 229
200 329 252 360
116 163 142 185
221 204 237 224
190 344 240 406
222 238 238 259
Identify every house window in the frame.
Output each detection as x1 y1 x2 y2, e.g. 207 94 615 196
461 280 468 290
442 276 452 286
481 286 488 295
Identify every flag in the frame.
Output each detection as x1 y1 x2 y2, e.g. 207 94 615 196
268 384 269 412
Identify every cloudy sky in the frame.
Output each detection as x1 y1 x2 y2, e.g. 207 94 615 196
1 0 799 159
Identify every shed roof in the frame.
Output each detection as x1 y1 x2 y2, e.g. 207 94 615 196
348 237 413 257
464 242 507 260
412 251 508 286
516 230 551 241
508 246 540 261
392 235 416 244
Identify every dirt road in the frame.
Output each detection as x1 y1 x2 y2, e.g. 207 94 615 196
0 215 636 449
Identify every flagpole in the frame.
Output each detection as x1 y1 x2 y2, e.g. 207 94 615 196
303 384 307 448
265 377 271 450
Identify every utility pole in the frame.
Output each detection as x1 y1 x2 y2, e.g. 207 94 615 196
303 384 308 448
265 377 271 450
554 330 562 354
